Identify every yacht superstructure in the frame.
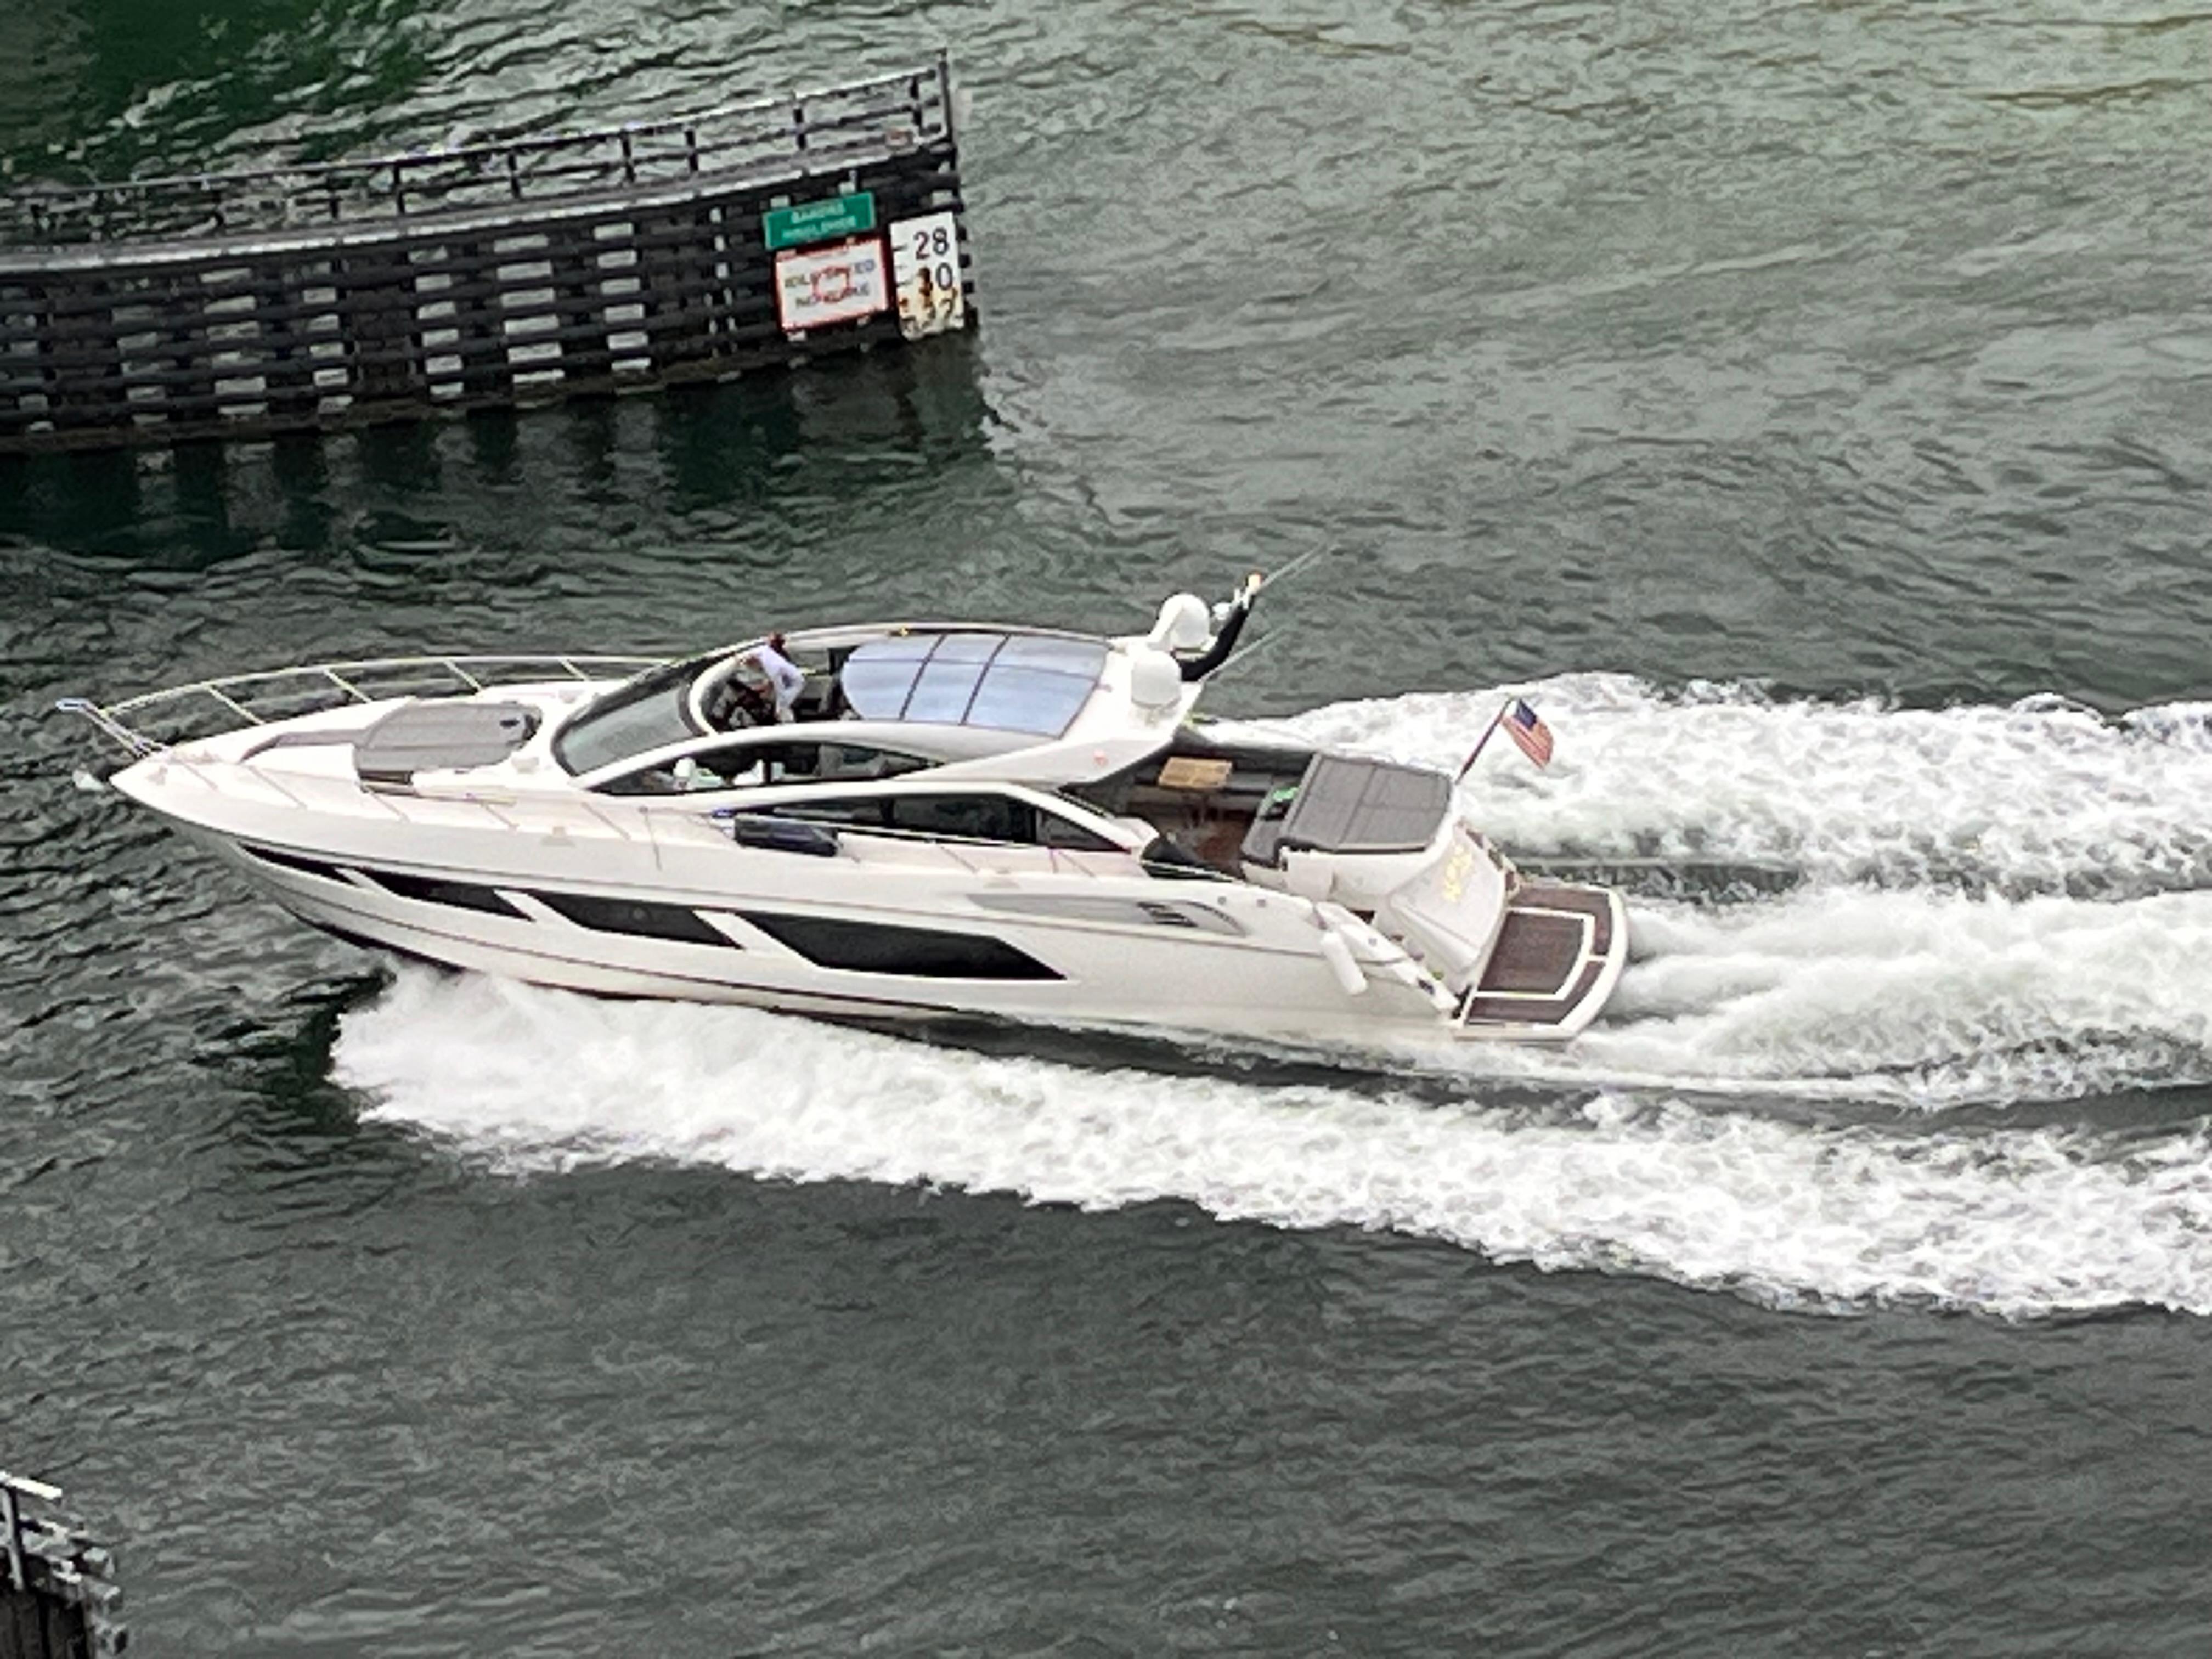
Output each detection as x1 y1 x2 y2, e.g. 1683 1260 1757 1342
61 582 1626 1047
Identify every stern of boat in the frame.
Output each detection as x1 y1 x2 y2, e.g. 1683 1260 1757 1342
1451 878 1625 1040
1373 820 1627 1041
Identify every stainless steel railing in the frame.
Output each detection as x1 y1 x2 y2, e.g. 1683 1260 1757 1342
58 653 664 755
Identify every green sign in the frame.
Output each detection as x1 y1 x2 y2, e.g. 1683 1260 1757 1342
762 191 877 250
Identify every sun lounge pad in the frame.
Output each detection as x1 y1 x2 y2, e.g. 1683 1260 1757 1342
354 701 539 785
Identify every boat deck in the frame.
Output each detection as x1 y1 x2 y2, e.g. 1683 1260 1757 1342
1460 881 1618 1032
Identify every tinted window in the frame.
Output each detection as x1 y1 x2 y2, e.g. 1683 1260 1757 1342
596 761 693 796
769 795 1011 837
772 795 894 828
737 912 1060 979
887 793 1032 842
597 741 934 796
766 792 1112 849
531 891 737 947
1035 811 1119 853
812 743 930 782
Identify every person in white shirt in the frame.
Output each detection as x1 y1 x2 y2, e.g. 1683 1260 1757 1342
753 631 806 723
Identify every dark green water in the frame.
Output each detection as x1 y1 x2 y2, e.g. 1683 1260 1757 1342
6 2 2212 1653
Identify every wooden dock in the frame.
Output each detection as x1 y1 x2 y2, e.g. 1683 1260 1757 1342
1 1471 124 1658
0 56 972 454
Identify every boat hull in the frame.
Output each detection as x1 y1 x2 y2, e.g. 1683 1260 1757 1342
162 821 1475 1047
136 811 1620 1047
99 694 1627 1047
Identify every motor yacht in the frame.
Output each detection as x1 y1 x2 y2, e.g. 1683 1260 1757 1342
60 578 1627 1047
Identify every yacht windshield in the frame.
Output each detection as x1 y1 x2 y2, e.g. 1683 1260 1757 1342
552 657 706 775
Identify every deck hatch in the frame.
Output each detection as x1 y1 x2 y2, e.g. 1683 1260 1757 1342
1242 754 1452 865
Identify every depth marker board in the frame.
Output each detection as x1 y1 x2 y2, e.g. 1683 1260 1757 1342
890 211 965 338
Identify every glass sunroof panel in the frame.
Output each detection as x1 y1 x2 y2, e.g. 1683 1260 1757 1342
839 633 1107 736
840 653 924 720
930 633 1005 663
859 633 936 659
905 658 990 723
963 664 1098 735
994 636 1107 673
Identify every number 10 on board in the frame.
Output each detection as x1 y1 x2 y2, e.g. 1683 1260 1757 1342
890 211 966 339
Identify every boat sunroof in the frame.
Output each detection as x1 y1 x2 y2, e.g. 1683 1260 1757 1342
840 633 1109 737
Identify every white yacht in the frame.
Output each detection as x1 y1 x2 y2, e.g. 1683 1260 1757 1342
60 579 1627 1048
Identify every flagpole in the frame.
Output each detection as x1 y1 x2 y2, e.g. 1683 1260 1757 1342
1454 699 1512 781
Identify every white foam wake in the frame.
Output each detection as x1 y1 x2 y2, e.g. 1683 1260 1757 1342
1565 883 2212 1108
1267 676 2212 896
335 971 2212 1319
1258 679 2212 1105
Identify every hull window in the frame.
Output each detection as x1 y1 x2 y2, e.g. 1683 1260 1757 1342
241 843 352 884
363 870 528 918
533 892 741 948
739 912 1061 980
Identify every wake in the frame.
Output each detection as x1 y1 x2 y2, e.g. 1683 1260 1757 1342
328 679 2212 1318
335 969 2212 1319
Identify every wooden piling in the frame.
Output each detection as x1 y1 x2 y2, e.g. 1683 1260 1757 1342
0 1471 125 1659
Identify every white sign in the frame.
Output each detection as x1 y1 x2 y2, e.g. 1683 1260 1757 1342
774 236 891 334
890 211 965 340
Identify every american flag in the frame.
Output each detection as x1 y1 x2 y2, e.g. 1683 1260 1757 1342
1504 697 1554 768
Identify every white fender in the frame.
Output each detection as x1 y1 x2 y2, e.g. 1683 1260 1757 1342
1317 926 1369 997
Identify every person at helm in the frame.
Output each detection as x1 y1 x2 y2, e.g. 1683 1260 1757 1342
705 631 806 729
752 632 806 722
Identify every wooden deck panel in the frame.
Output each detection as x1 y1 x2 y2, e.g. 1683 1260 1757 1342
1460 881 1616 1030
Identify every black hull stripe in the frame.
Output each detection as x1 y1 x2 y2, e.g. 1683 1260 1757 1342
240 842 352 883
268 889 1034 1017
529 890 740 947
361 869 528 919
239 842 1058 979
734 910 1061 980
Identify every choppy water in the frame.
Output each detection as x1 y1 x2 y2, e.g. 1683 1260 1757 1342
6 1 2212 1654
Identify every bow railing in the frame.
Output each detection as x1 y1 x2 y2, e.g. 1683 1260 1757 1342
58 653 665 755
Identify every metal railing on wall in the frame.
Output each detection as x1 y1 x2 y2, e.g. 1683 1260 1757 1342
2 64 954 249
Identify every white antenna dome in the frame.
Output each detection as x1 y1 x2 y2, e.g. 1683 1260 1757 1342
1148 592 1213 652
